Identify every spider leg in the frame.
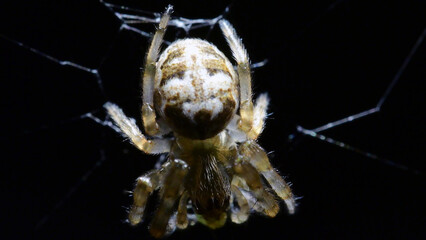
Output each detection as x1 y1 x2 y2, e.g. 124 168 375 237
105 102 171 154
230 185 249 224
239 141 296 214
129 170 163 225
219 20 254 135
176 191 189 229
226 93 270 142
149 159 188 238
142 5 173 136
249 93 269 139
233 162 279 217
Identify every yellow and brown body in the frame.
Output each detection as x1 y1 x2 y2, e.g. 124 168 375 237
105 6 295 238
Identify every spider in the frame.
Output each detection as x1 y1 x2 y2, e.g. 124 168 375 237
105 5 295 238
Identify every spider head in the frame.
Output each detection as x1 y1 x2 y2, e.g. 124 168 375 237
155 39 239 139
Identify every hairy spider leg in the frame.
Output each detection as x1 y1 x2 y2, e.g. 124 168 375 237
129 170 163 225
176 191 190 229
104 102 171 154
233 162 279 217
250 93 270 139
219 20 254 136
149 159 188 238
230 185 250 224
239 141 296 214
142 5 173 136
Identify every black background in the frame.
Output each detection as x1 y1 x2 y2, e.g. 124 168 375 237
1 0 425 239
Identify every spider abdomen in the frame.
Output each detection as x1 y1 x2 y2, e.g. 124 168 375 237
155 39 239 139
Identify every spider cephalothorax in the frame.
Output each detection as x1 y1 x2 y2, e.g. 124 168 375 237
105 5 295 238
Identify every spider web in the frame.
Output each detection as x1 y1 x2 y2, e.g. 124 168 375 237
1 0 425 239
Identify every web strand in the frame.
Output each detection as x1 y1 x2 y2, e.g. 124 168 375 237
0 34 106 97
294 26 426 173
296 126 421 175
34 149 108 230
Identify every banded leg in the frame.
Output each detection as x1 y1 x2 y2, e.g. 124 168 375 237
105 102 171 154
239 141 296 214
219 20 254 133
233 162 279 217
149 159 188 238
129 170 162 225
230 185 249 224
142 5 172 136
